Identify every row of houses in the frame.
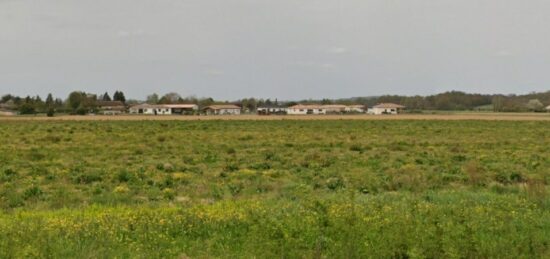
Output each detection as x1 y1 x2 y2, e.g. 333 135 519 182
100 102 406 115
0 100 406 116
259 103 406 115
126 103 242 115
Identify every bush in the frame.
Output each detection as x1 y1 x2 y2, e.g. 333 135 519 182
23 186 43 200
46 108 55 117
326 177 345 190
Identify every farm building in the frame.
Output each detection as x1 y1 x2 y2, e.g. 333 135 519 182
129 104 172 115
164 104 199 115
257 105 288 115
97 101 126 115
203 105 241 115
323 105 348 114
347 105 366 113
129 104 198 115
287 105 326 115
287 104 367 115
369 103 405 115
0 102 16 116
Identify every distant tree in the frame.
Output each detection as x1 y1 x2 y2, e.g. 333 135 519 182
19 96 36 114
54 98 63 108
286 101 298 107
321 98 333 105
526 99 544 112
198 97 214 109
159 92 182 104
113 91 126 103
66 92 97 114
492 96 504 112
46 93 54 107
1 94 13 103
147 93 159 104
67 91 86 112
102 92 112 101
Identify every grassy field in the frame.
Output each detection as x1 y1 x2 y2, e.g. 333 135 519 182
1 113 550 121
0 119 549 258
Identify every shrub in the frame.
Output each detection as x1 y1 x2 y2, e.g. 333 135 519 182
46 108 55 117
162 188 175 200
326 177 345 190
23 186 43 200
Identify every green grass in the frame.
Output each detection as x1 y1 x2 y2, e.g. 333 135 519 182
0 120 549 258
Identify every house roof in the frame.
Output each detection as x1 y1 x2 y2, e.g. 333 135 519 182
322 105 348 109
348 105 365 108
289 104 361 110
289 104 324 109
129 104 169 109
373 103 406 109
164 104 198 109
203 105 241 110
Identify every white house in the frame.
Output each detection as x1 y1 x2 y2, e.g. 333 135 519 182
323 105 348 114
129 103 199 115
129 104 172 115
203 105 241 115
257 105 288 115
546 105 550 112
164 104 199 115
369 103 405 115
287 105 326 115
346 105 366 113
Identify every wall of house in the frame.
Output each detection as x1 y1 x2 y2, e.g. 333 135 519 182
347 107 365 113
372 107 398 115
287 108 326 115
219 109 240 115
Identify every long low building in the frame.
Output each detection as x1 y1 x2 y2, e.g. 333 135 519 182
287 104 366 115
287 105 327 115
129 104 198 115
257 105 288 115
368 103 406 115
203 105 241 115
97 101 126 115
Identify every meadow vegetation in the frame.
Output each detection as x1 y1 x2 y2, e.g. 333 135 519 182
0 120 549 258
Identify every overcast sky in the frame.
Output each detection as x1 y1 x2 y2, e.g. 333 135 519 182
1 0 549 100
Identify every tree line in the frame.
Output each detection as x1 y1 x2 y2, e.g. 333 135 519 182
1 90 549 115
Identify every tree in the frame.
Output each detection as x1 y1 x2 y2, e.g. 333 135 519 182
19 97 36 115
1 94 13 103
46 93 54 107
198 97 214 109
102 92 112 101
67 91 86 112
113 91 126 103
147 93 159 104
526 99 544 112
159 92 182 104
66 91 97 114
321 98 333 105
